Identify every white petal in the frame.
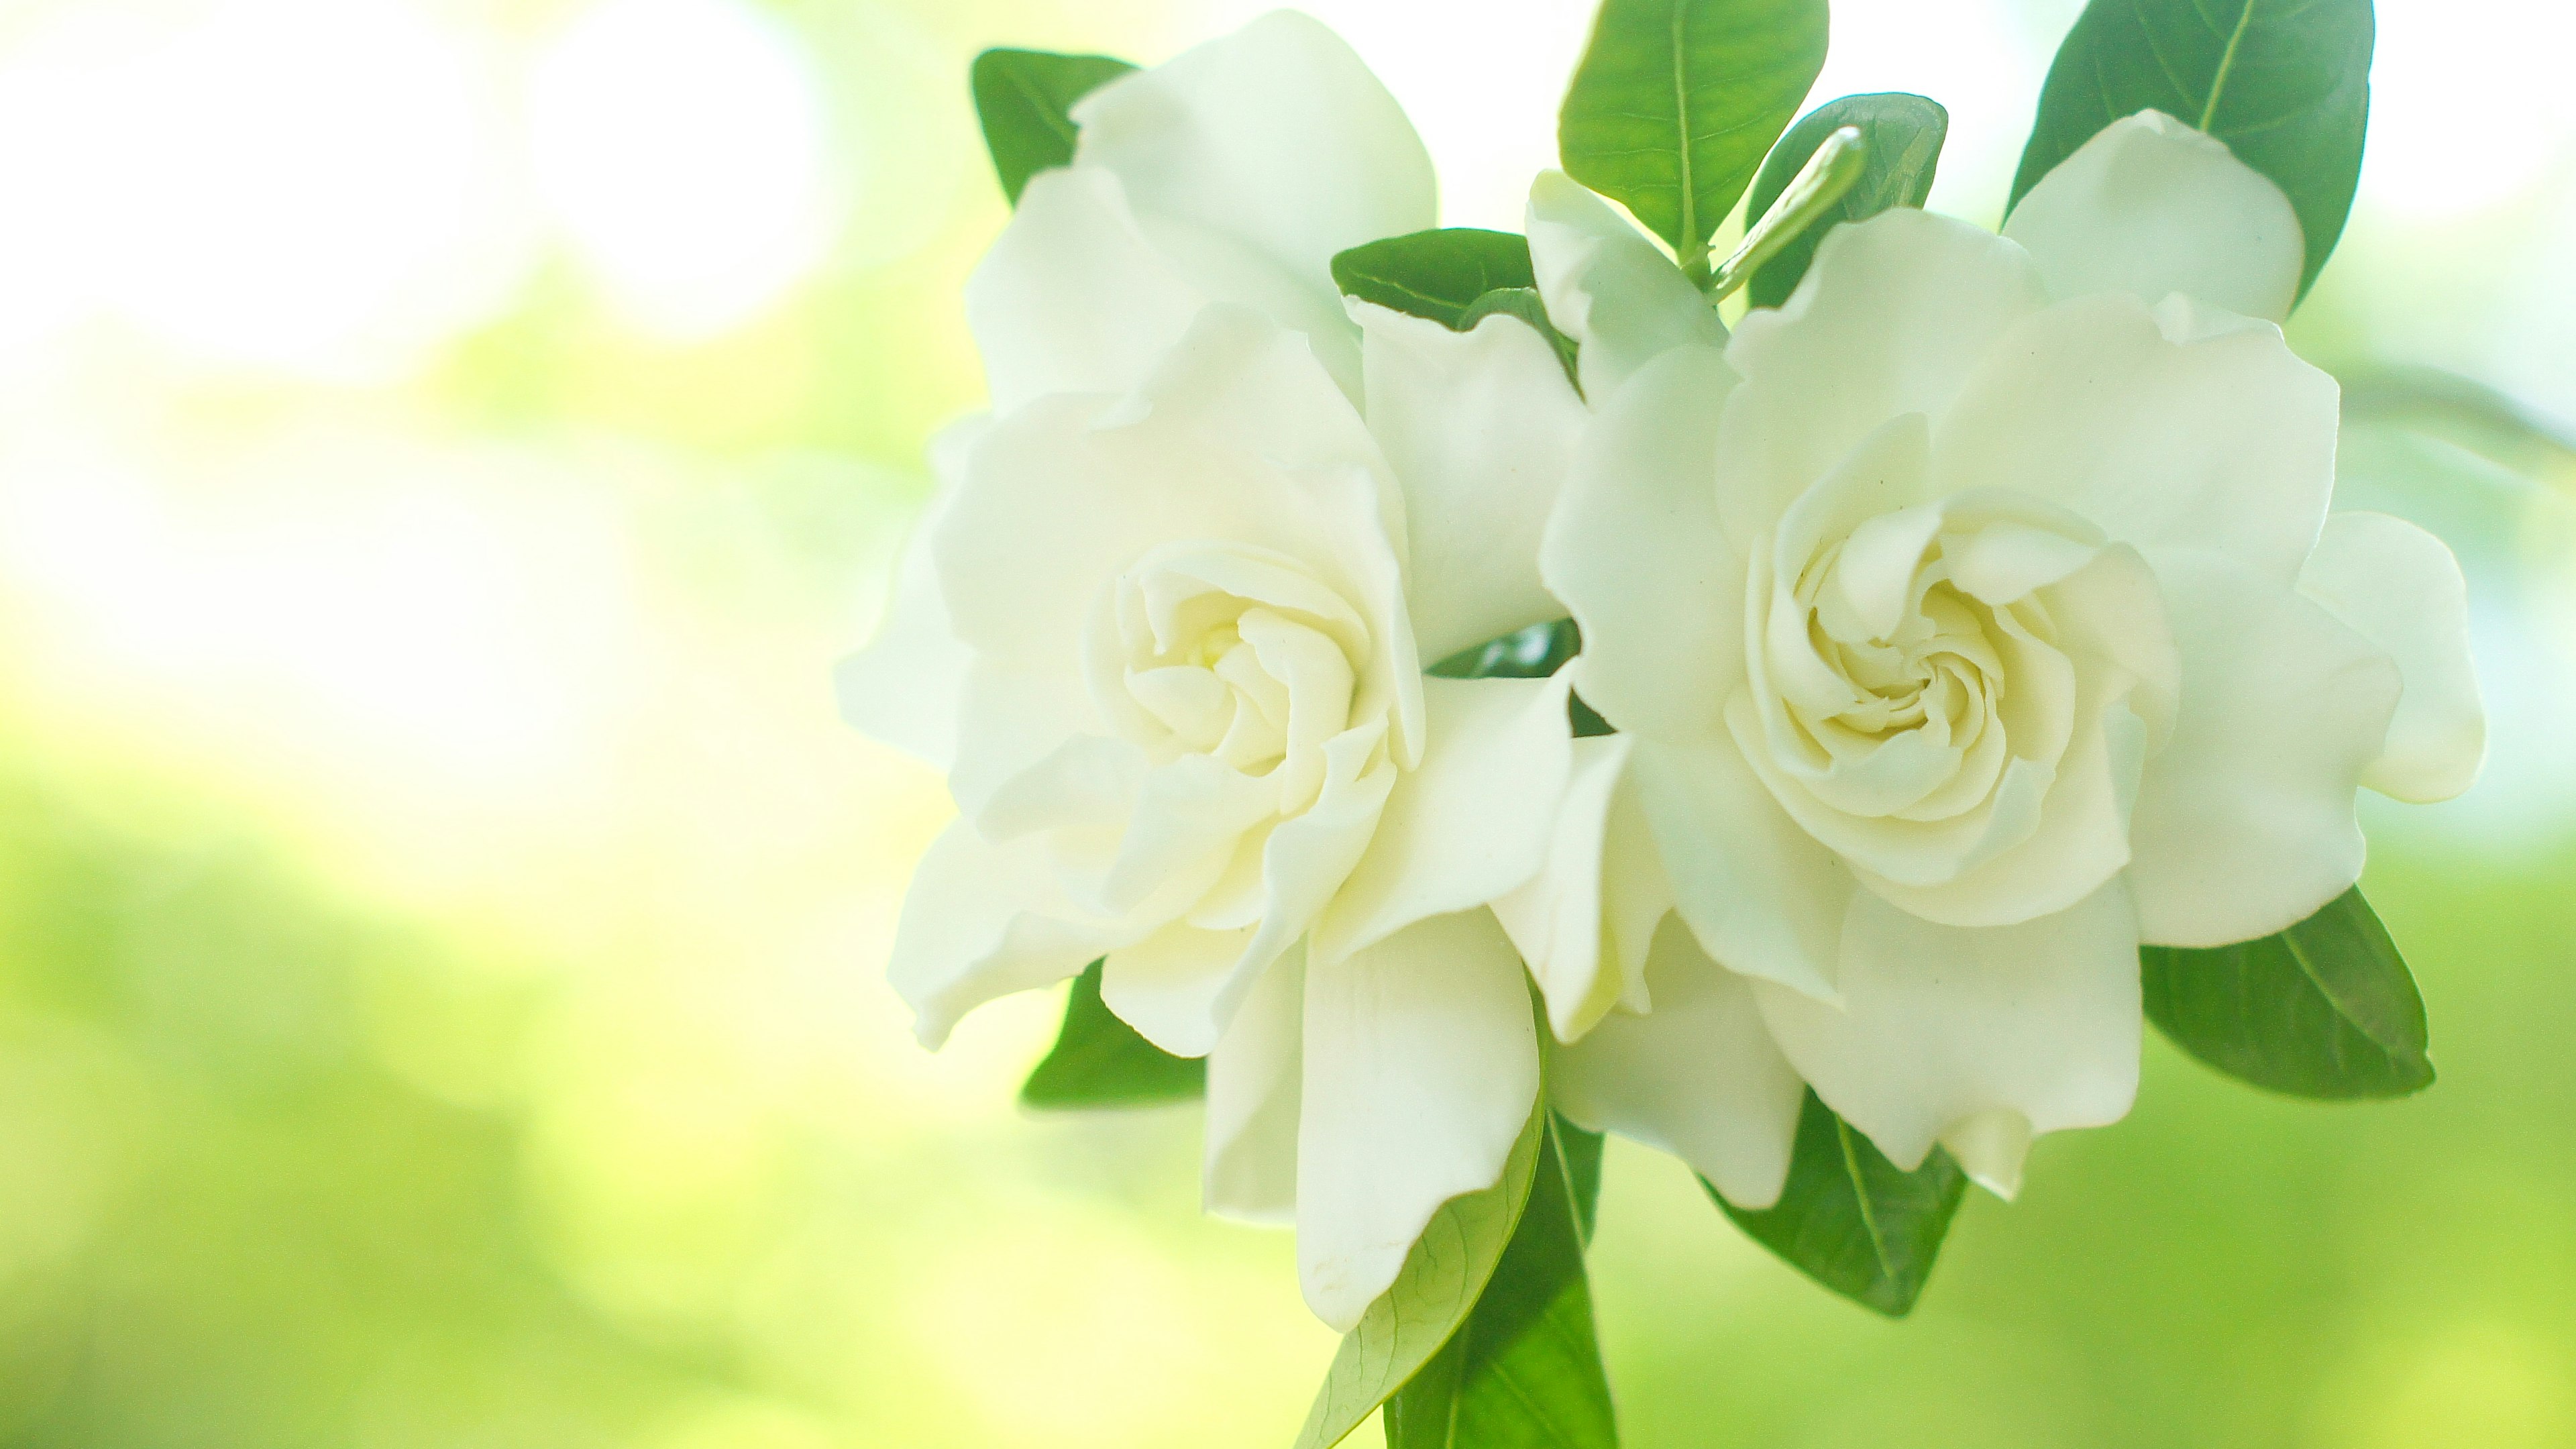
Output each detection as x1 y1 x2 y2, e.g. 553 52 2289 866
1554 917 1805 1208
2299 512 2486 803
1540 343 1743 741
1204 945 1305 1225
837 421 985 769
1939 1108 2034 1201
1072 10 1434 396
1718 209 2048 543
889 818 1127 1049
1297 909 1540 1331
1526 170 1727 400
2004 110 2302 323
2128 549 2401 947
1630 737 1851 1002
964 168 1209 410
1753 880 2143 1172
1491 735 1670 1041
1102 920 1258 1058
1312 676 1575 962
1931 292 2339 586
1357 301 1588 661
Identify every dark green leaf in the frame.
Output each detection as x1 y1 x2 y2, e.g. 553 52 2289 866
1558 0 1830 274
2142 886 2434 1099
1457 287 1585 392
2008 0 2373 298
1713 1090 1966 1317
1384 1118 1619 1449
969 48 1137 205
1745 93 1947 309
1293 1102 1548 1449
1018 959 1203 1109
1332 229 1539 330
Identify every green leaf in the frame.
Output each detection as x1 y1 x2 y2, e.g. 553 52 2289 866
1428 619 1614 738
2141 887 2434 1099
1556 1115 1605 1246
1018 959 1204 1109
1293 1101 1549 1449
2008 0 2373 299
969 48 1137 206
1557 0 1830 276
1713 1090 1966 1317
1332 229 1540 330
1744 93 1947 309
1383 1117 1619 1449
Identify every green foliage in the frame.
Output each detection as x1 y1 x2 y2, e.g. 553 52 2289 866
2142 888 2434 1099
1019 959 1205 1109
1332 229 1540 329
1558 0 1830 276
2009 0 2373 299
1383 1117 1619 1449
1430 619 1584 680
969 48 1138 205
1294 1101 1549 1449
1713 1091 1968 1317
1744 94 1947 308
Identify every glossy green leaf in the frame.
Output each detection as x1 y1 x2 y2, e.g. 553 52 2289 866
1018 959 1203 1109
1332 229 1539 330
1293 1101 1548 1449
1383 1117 1619 1449
1713 1090 1966 1317
1744 93 1947 309
2008 0 2373 298
1429 619 1613 738
969 48 1137 205
1557 0 1829 276
2142 887 2434 1099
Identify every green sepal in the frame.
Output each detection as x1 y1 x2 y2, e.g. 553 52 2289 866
2142 886 2434 1099
1713 1089 1967 1317
1383 1115 1619 1448
2008 0 2373 299
969 48 1137 206
1743 93 1948 309
1331 229 1540 330
1292 1100 1549 1449
1018 959 1204 1110
1557 0 1829 276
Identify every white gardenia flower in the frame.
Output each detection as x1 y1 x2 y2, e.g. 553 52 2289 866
1531 111 2485 1199
839 13 1595 1330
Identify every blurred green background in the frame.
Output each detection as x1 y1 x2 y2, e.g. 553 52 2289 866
0 0 2569 1444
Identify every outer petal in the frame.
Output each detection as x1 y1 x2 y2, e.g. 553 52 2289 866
1541 343 1742 741
1526 170 1727 400
2003 110 2302 323
1312 675 1575 962
1204 945 1305 1225
1072 10 1435 393
1631 737 1851 1002
1931 292 2339 585
1718 209 2049 542
1554 916 1805 1208
964 168 1210 410
1357 301 1589 661
2128 549 2401 947
888 818 1130 1049
2299 512 2486 803
1297 909 1540 1332
1491 735 1671 1041
837 421 985 769
1753 880 2143 1175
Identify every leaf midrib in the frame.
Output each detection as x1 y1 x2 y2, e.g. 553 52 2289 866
2198 0 2260 130
1669 0 1698 255
1835 1117 1897 1282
